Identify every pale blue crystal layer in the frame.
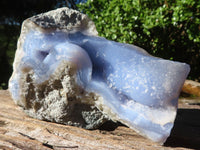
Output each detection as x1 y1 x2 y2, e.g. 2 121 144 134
9 30 190 143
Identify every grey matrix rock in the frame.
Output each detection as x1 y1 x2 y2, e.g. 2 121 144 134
9 7 190 144
9 7 107 129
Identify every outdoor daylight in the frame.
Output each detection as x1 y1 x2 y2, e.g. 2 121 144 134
0 0 199 149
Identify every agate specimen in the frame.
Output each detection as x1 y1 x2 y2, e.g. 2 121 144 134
9 7 190 144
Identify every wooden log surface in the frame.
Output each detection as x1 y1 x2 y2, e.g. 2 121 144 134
0 90 200 150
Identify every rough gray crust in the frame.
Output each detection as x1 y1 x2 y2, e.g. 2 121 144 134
19 62 107 129
29 7 98 35
9 8 108 129
11 7 98 80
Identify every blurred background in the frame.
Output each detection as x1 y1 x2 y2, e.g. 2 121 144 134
0 0 199 89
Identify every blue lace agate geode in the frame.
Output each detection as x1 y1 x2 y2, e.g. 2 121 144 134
9 7 190 144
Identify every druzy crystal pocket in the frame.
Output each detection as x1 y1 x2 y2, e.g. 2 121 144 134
9 7 190 144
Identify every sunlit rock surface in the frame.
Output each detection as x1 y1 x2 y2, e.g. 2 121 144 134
9 7 190 144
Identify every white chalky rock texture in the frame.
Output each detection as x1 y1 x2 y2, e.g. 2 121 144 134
9 7 190 144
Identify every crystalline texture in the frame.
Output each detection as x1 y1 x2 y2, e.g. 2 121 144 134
9 7 190 144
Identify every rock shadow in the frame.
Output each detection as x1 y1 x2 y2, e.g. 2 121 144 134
164 108 200 149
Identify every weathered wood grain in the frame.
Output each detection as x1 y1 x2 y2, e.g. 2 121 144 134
0 90 199 150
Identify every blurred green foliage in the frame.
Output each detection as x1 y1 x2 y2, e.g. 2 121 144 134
0 24 19 89
78 0 200 81
0 0 199 89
